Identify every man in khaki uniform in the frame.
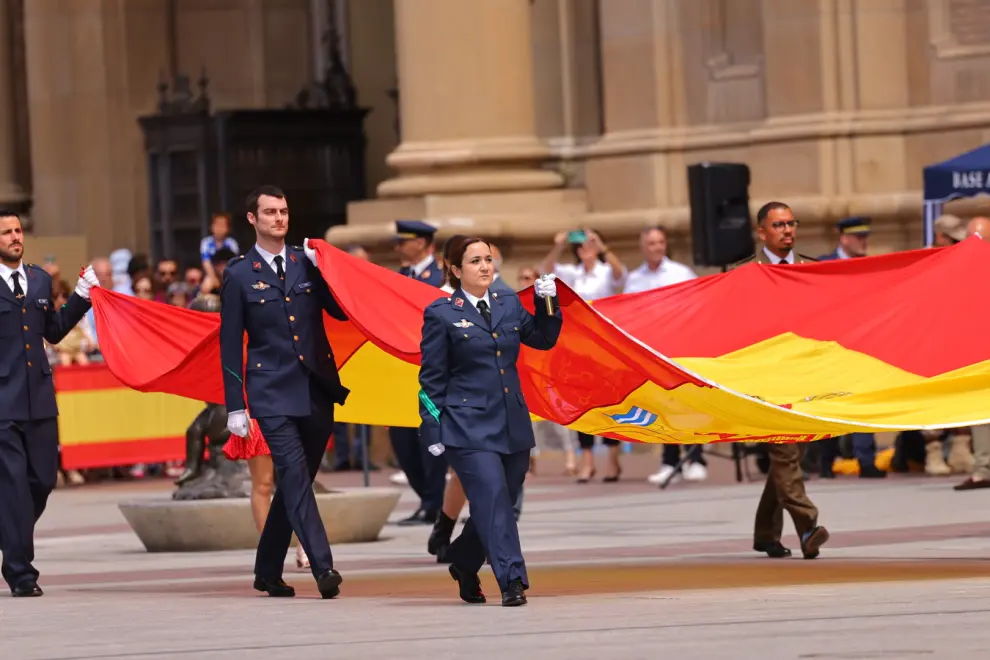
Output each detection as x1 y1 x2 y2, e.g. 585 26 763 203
731 201 830 559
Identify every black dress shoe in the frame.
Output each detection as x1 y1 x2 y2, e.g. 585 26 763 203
449 565 486 604
800 525 830 559
11 580 43 597
859 465 887 479
317 569 343 599
753 540 792 558
396 508 438 526
501 579 527 607
253 576 295 597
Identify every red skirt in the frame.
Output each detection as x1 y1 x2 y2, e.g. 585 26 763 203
221 415 335 461
222 418 270 461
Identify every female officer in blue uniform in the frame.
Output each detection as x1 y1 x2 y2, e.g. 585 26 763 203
418 236 561 607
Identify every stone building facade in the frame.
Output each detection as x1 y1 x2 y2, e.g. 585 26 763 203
4 0 990 280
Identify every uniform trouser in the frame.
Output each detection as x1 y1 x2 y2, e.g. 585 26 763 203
662 444 706 467
389 426 445 512
333 422 369 466
445 447 530 592
820 433 876 470
0 419 59 589
754 444 819 543
254 382 335 580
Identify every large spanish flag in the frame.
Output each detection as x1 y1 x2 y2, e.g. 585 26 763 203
90 237 990 446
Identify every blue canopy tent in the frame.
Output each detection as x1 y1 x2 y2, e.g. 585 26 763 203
923 143 990 245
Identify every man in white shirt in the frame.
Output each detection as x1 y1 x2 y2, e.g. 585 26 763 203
624 226 697 294
623 227 708 485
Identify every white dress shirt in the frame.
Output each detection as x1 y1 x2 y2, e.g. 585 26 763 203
552 261 626 301
461 288 491 313
253 243 288 275
0 261 27 297
763 247 795 264
623 258 697 294
409 254 434 277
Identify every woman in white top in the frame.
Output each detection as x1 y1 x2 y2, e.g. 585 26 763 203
540 228 627 483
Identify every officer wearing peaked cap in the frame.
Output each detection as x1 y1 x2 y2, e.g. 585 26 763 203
816 216 885 479
819 216 871 261
389 219 448 525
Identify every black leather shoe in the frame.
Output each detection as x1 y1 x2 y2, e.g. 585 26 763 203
800 526 830 559
449 565 486 604
501 579 527 607
253 576 295 597
11 580 43 598
859 465 887 479
753 540 792 558
397 508 438 526
317 569 343 599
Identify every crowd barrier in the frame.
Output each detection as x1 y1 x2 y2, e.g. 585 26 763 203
55 363 204 470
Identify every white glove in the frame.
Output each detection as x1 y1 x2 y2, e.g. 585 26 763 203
534 273 557 299
303 238 318 267
227 410 250 437
74 265 100 300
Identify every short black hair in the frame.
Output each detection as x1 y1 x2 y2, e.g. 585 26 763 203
756 201 791 226
0 207 20 220
245 185 286 216
212 247 236 264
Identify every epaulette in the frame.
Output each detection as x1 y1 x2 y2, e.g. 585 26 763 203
226 254 247 268
728 255 754 270
798 253 818 263
427 297 449 309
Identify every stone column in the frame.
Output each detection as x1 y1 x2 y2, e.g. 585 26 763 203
377 0 563 197
0 0 27 209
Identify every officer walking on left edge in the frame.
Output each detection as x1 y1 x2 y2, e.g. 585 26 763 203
0 207 99 597
816 216 885 479
388 219 448 526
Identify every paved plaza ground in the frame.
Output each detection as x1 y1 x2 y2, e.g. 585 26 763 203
3 452 990 659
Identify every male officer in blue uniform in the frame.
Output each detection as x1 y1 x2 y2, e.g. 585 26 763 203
0 208 99 597
817 216 885 479
220 185 350 599
389 219 448 525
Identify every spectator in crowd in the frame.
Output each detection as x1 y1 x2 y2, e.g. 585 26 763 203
167 282 192 307
109 248 133 293
155 259 178 302
183 265 203 293
200 212 240 281
132 274 157 301
540 228 627 483
48 280 95 367
620 226 705 485
933 214 967 247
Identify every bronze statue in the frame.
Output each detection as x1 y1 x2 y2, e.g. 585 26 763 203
172 254 251 500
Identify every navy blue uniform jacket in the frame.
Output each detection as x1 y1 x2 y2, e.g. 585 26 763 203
0 265 91 421
219 245 350 419
817 249 841 261
417 286 563 455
